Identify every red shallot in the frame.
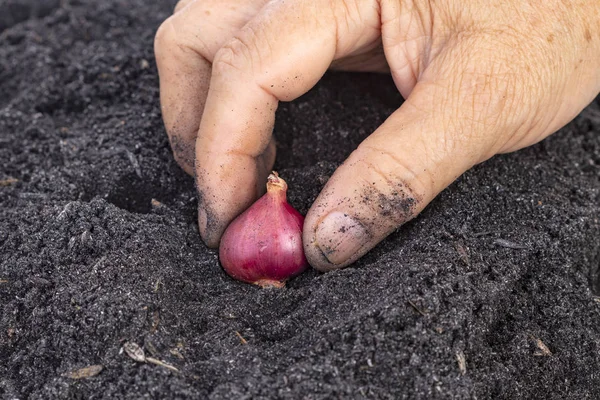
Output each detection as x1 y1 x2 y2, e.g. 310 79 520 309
219 171 308 287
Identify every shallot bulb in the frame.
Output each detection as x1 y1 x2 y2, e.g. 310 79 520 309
219 172 308 288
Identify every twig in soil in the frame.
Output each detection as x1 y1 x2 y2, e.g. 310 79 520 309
493 238 528 250
0 178 18 186
63 364 103 379
125 150 142 178
407 300 427 317
123 341 180 372
28 276 52 287
473 231 493 237
0 279 8 284
235 331 248 345
455 351 467 375
19 192 46 199
146 357 179 372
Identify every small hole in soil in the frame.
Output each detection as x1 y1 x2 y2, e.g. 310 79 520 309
105 174 156 214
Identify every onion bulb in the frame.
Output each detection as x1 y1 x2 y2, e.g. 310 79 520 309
219 172 308 288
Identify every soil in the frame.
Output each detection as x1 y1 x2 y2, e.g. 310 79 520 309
1 1 599 399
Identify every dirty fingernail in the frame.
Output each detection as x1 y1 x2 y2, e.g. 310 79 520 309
315 211 369 266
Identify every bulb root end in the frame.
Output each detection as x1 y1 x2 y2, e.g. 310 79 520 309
254 279 286 289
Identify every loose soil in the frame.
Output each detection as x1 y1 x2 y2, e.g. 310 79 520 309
1 1 599 398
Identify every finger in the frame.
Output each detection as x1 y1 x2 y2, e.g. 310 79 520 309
154 0 267 174
330 43 390 73
173 0 193 14
196 0 383 247
303 38 547 271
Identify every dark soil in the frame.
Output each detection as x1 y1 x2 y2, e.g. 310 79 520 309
1 1 599 399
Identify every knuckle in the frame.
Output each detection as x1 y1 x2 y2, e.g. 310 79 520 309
357 145 418 184
212 36 253 76
169 134 195 171
173 0 192 14
154 14 211 63
154 17 178 56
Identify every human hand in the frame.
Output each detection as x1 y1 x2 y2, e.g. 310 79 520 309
155 0 600 271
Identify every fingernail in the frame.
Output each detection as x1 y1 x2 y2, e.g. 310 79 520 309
315 211 369 266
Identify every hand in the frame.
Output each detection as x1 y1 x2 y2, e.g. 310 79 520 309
155 0 600 271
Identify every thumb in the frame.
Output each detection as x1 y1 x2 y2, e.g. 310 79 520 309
303 58 510 271
304 0 600 271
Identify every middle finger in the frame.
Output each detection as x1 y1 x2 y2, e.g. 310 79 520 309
155 0 269 174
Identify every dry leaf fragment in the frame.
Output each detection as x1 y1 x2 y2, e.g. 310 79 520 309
493 238 528 250
64 365 103 379
453 242 470 266
533 337 552 356
150 311 160 333
145 340 159 357
0 178 18 186
123 342 146 362
169 348 185 360
151 198 163 208
456 351 467 375
528 333 552 356
123 341 179 372
125 150 142 178
153 278 163 292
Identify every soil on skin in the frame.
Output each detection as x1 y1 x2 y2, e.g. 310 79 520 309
1 1 599 399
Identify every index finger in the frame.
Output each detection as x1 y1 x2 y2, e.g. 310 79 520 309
196 0 381 247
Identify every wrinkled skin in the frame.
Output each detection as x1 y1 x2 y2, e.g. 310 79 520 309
154 0 600 271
